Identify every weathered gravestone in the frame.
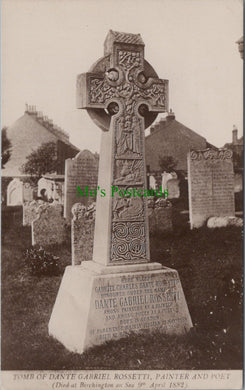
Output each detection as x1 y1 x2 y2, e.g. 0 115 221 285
188 148 235 229
23 200 46 226
7 178 23 206
71 203 96 265
32 203 68 246
64 150 99 221
161 171 172 189
49 30 192 353
162 172 180 199
149 174 156 189
148 198 173 234
167 177 180 199
23 182 34 203
38 174 64 203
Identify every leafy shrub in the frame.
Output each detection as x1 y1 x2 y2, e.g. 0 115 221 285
24 246 59 276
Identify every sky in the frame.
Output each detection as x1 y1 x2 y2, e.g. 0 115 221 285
1 0 243 152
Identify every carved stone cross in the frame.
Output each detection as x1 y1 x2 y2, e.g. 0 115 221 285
49 32 191 354
77 30 168 266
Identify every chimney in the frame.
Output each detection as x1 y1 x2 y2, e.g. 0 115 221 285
166 108 175 120
232 125 238 145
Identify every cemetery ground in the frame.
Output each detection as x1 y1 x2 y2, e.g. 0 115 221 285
2 204 243 370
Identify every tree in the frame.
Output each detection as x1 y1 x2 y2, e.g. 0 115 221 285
159 155 178 173
21 141 58 184
1 127 12 168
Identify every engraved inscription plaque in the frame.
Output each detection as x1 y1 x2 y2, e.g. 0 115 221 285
188 149 235 229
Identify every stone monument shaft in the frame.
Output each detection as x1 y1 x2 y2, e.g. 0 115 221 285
49 31 192 354
77 30 168 265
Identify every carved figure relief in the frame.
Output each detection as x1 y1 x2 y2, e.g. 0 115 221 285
114 159 143 185
79 31 168 264
113 196 144 221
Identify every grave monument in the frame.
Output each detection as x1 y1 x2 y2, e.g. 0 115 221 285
64 150 99 221
32 203 67 246
49 30 192 353
188 148 235 229
7 178 23 206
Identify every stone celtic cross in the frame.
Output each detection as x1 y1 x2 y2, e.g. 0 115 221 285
77 30 168 266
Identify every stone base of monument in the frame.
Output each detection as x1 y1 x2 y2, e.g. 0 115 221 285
48 262 192 353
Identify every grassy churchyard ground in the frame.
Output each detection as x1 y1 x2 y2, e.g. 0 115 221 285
1 205 243 370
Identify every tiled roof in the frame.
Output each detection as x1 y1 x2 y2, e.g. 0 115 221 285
2 107 79 177
24 104 70 143
145 114 210 171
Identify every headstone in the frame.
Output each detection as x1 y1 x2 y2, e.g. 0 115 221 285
188 149 235 229
32 203 67 246
64 150 99 221
148 198 173 234
234 172 243 193
38 177 53 200
38 175 64 203
167 177 180 199
161 171 172 189
71 202 96 265
23 200 45 226
149 175 156 189
7 178 23 206
23 182 34 203
162 172 180 199
49 30 192 353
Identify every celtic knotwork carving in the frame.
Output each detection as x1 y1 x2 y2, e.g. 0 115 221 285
129 239 145 257
90 78 116 104
78 31 168 264
118 50 142 71
223 149 233 159
190 151 199 160
111 222 146 262
190 149 233 161
89 71 166 111
128 221 144 238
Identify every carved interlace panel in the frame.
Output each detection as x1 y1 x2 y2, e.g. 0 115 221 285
190 149 233 161
111 222 146 262
84 42 167 264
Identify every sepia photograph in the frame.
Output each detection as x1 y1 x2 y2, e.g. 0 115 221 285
1 0 243 389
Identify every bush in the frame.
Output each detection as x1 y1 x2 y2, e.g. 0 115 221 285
24 246 60 276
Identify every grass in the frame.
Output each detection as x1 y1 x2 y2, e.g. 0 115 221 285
1 206 243 370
